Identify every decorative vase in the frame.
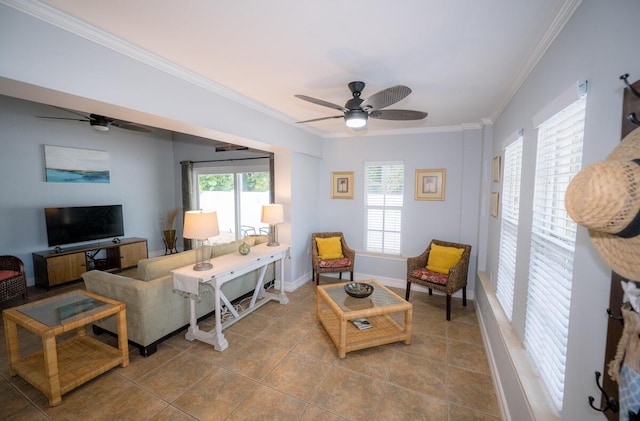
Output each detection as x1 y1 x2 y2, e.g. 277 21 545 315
163 229 177 255
239 241 251 255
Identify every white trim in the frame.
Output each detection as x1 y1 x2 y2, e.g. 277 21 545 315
478 271 560 421
502 129 523 149
532 81 587 128
0 0 296 126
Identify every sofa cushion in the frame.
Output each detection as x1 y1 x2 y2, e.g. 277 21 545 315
411 268 449 285
137 250 196 281
0 270 20 281
207 238 252 258
136 236 267 281
318 258 351 268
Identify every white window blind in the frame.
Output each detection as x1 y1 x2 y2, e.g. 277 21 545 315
524 95 586 411
364 162 403 255
496 133 523 321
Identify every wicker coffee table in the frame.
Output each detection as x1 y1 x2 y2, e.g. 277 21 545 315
316 280 412 358
2 290 129 406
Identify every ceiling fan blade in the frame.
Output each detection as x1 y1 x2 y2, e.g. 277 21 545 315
369 109 428 120
295 95 347 112
361 85 411 111
111 120 155 133
49 106 90 120
296 115 343 124
36 116 88 122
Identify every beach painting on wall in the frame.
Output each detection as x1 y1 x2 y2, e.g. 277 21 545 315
44 145 110 183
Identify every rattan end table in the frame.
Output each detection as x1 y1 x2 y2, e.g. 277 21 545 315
2 290 129 406
316 279 412 358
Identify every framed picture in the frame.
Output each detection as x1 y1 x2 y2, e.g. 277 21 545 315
415 169 446 201
491 192 499 218
44 145 110 183
331 171 354 199
492 155 501 182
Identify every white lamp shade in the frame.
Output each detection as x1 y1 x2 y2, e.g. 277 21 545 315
261 204 284 225
183 210 220 240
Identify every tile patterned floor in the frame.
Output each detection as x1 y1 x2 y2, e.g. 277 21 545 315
0 279 501 420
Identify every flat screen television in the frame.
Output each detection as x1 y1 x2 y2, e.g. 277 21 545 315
45 205 125 247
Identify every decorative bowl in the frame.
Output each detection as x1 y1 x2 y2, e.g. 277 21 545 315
344 282 374 298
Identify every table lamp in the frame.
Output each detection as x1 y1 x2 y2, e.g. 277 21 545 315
261 204 284 247
183 210 219 271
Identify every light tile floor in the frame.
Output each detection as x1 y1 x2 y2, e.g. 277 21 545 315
0 279 501 420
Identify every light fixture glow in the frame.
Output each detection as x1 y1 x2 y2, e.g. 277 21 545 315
91 124 109 132
345 110 368 129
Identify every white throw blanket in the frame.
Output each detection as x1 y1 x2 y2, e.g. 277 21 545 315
172 272 200 296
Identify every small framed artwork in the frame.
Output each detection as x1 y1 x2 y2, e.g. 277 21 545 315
415 169 446 201
492 155 501 182
331 171 354 199
491 192 500 218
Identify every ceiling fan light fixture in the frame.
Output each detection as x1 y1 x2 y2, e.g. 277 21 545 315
345 110 368 129
91 123 109 132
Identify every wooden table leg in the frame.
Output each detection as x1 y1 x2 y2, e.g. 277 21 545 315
116 308 129 367
3 317 19 376
339 318 347 358
404 307 413 345
42 333 61 406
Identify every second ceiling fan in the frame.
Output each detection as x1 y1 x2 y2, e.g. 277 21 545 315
37 107 154 133
295 81 428 130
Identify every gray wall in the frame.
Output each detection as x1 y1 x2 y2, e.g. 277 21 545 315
317 130 484 293
480 0 640 419
0 95 176 280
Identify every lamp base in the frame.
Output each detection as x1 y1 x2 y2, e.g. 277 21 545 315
266 241 280 247
192 262 213 271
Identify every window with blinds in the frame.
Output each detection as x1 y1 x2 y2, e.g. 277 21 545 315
496 133 523 321
524 94 586 411
364 162 404 255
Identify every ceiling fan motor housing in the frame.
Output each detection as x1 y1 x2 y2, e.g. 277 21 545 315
89 114 110 131
348 81 365 97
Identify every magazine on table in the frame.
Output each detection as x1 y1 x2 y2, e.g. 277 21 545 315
351 318 372 330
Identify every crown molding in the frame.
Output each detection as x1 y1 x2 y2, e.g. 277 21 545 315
491 0 583 122
0 0 295 126
322 122 495 139
2 0 569 141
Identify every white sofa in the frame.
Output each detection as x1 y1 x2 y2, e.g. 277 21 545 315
82 236 273 356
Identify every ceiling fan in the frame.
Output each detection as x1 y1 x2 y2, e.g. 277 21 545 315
295 81 428 130
37 107 154 133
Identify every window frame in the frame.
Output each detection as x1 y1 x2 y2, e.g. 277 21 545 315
496 130 524 321
524 93 587 412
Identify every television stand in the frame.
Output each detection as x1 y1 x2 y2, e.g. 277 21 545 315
32 237 147 289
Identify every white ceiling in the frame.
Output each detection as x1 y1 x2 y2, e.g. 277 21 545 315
37 0 579 138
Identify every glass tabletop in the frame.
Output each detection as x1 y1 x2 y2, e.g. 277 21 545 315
324 282 401 312
17 292 111 327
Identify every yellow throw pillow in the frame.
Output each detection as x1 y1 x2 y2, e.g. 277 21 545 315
426 244 465 274
316 236 344 260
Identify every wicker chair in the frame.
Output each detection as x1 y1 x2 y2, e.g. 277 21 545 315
311 232 355 285
405 240 471 320
0 255 28 303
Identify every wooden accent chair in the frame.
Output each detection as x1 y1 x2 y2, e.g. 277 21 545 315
0 255 28 302
311 232 355 285
405 240 471 320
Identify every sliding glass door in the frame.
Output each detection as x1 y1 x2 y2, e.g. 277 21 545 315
194 159 270 243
